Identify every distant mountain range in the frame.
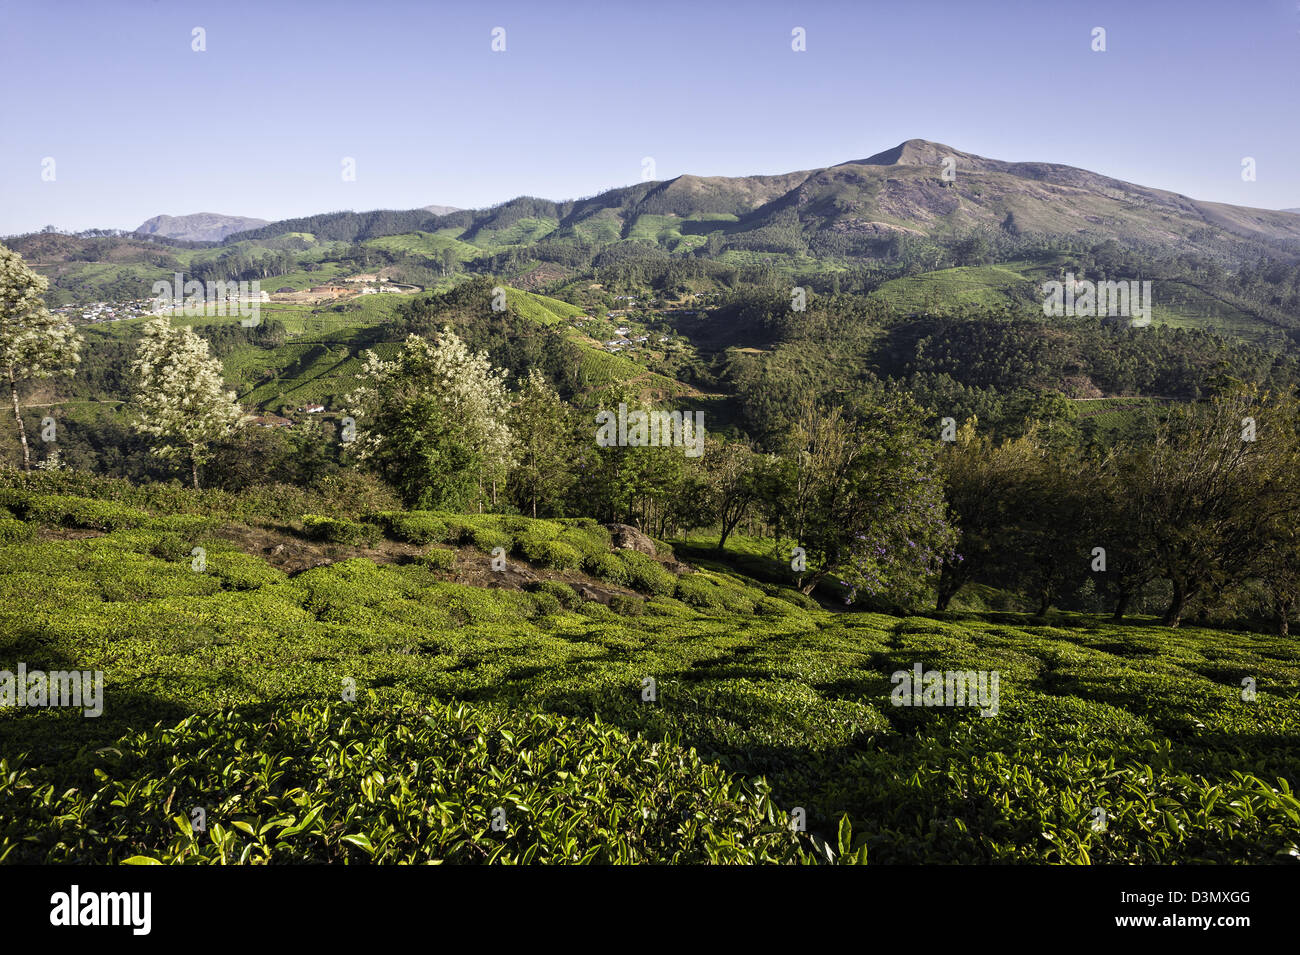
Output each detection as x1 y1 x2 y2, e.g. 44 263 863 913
17 140 1300 315
134 213 269 242
219 139 1300 258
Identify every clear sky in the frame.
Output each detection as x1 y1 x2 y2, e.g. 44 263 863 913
2 0 1298 235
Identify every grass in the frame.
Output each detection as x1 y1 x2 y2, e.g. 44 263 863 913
0 479 1297 864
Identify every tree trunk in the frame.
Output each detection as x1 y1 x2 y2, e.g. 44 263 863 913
798 570 826 596
1163 580 1188 628
935 566 961 611
8 366 30 472
1036 593 1051 617
1111 590 1132 622
1278 600 1292 639
190 453 200 490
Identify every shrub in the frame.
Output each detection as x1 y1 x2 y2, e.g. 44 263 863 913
619 550 677 596
675 575 725 611
608 593 645 616
583 552 629 586
300 515 381 547
0 518 33 545
21 494 147 532
370 511 450 545
312 471 402 517
418 548 458 572
519 538 582 571
147 532 195 563
529 591 562 616
756 596 799 617
0 699 816 864
144 514 221 537
528 580 581 610
207 551 286 590
470 528 512 554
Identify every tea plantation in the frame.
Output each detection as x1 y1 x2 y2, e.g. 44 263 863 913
1 478 1297 864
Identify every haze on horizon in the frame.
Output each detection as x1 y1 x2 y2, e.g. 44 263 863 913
2 0 1298 235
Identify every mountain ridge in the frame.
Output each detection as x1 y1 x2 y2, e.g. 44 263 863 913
226 139 1300 255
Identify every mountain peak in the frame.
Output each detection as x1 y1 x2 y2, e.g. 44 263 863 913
842 139 978 169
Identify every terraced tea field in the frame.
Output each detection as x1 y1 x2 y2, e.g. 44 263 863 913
1 477 1296 864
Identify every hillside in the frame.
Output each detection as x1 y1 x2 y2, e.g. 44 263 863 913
0 475 1296 864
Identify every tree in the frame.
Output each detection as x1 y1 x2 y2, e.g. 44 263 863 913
702 441 759 551
1001 447 1100 617
935 419 1039 610
507 369 577 517
1093 448 1160 621
1240 394 1300 636
347 328 514 510
0 244 82 471
765 395 955 602
1138 387 1294 627
129 317 245 489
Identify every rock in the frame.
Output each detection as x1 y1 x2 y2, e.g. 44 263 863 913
604 523 656 556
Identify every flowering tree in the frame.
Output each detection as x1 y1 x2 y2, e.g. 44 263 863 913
130 317 245 489
0 244 82 471
347 328 514 510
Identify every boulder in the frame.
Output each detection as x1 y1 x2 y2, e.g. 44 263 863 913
604 523 657 556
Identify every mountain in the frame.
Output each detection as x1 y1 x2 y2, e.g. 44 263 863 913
231 139 1300 258
19 140 1300 323
422 204 462 215
134 213 269 242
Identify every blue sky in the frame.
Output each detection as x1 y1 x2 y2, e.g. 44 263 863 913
2 0 1298 234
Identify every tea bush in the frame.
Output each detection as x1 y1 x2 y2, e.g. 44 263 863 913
470 528 512 554
370 510 451 545
0 487 1297 865
529 580 582 610
417 548 458 572
0 518 32 545
619 550 678 596
583 552 629 586
300 514 381 547
0 699 835 864
17 494 148 531
518 537 582 571
608 593 645 616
